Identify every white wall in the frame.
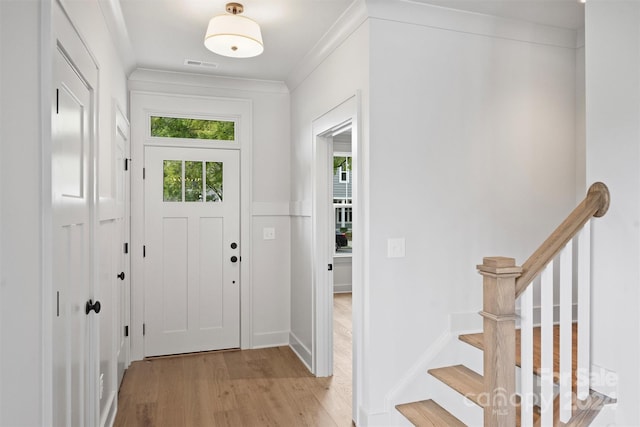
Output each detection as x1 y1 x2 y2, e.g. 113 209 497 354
0 1 45 425
289 18 369 367
128 70 292 351
585 2 640 424
364 3 579 421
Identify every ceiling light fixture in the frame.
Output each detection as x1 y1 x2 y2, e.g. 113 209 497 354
204 2 264 58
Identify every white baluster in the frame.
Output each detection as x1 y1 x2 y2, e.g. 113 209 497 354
540 261 554 425
577 222 591 400
520 280 534 427
560 242 573 422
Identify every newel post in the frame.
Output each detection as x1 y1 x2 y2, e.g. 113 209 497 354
477 257 522 427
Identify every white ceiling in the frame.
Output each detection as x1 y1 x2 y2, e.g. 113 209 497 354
117 0 584 82
118 0 354 81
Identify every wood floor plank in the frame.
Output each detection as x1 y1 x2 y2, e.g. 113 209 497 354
113 293 353 427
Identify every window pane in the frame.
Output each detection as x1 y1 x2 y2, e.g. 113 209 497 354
150 116 235 141
335 206 352 254
185 161 203 202
206 162 223 202
163 160 182 202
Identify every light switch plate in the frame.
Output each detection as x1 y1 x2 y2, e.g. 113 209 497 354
387 238 405 258
263 227 276 240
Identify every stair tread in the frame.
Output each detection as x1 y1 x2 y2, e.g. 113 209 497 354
428 364 543 426
459 324 577 387
396 399 465 427
428 364 484 407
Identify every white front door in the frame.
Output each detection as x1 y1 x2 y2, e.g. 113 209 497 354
52 43 96 426
144 146 240 356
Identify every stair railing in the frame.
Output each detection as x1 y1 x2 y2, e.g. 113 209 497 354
477 182 610 426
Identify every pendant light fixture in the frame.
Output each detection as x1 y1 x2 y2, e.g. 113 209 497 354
204 2 264 58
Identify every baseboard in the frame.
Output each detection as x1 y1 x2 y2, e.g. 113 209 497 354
590 363 618 400
252 331 290 349
289 331 312 371
334 284 352 293
358 407 391 427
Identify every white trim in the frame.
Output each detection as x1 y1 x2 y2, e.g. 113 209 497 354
129 91 253 360
333 284 353 293
252 202 291 217
252 331 290 349
129 68 289 95
285 0 368 91
95 0 136 74
367 0 578 49
311 94 362 424
41 0 54 424
289 332 312 371
289 201 311 217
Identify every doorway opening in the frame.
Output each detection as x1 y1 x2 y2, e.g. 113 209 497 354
312 94 361 425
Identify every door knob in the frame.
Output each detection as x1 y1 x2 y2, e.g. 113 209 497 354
230 256 238 263
230 242 238 249
117 272 125 280
85 299 101 315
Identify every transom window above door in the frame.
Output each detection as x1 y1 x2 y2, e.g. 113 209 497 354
151 116 235 141
163 160 223 202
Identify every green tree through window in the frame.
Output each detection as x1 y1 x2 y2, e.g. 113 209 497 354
151 116 235 141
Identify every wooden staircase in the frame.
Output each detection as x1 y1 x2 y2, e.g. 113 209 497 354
397 183 615 426
397 326 615 426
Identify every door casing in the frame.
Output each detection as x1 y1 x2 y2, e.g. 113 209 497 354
312 93 363 425
129 92 253 361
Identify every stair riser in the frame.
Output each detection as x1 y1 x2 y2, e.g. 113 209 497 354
426 375 483 426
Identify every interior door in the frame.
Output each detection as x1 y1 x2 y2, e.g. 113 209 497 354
115 111 130 386
144 146 240 357
52 43 96 426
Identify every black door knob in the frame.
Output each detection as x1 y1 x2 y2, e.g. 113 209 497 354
230 256 238 263
85 299 101 315
117 272 125 280
230 242 238 249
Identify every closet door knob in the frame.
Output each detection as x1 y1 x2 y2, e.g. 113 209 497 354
85 299 101 315
117 272 125 280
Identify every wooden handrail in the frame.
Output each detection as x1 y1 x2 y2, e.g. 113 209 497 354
514 182 610 298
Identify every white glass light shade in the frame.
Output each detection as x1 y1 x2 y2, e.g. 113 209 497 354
204 14 264 58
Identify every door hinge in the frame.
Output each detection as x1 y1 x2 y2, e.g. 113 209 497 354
143 323 146 336
124 158 129 171
124 242 129 254
55 89 59 114
143 167 146 179
328 264 333 271
124 325 129 337
56 291 60 317
143 245 146 257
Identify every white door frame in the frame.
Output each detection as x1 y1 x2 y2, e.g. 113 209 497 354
312 93 363 424
130 92 253 361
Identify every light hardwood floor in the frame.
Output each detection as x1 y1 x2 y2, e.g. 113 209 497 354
114 293 353 427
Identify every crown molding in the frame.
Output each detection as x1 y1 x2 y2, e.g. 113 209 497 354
97 0 137 74
367 0 577 49
129 68 289 94
285 0 368 91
